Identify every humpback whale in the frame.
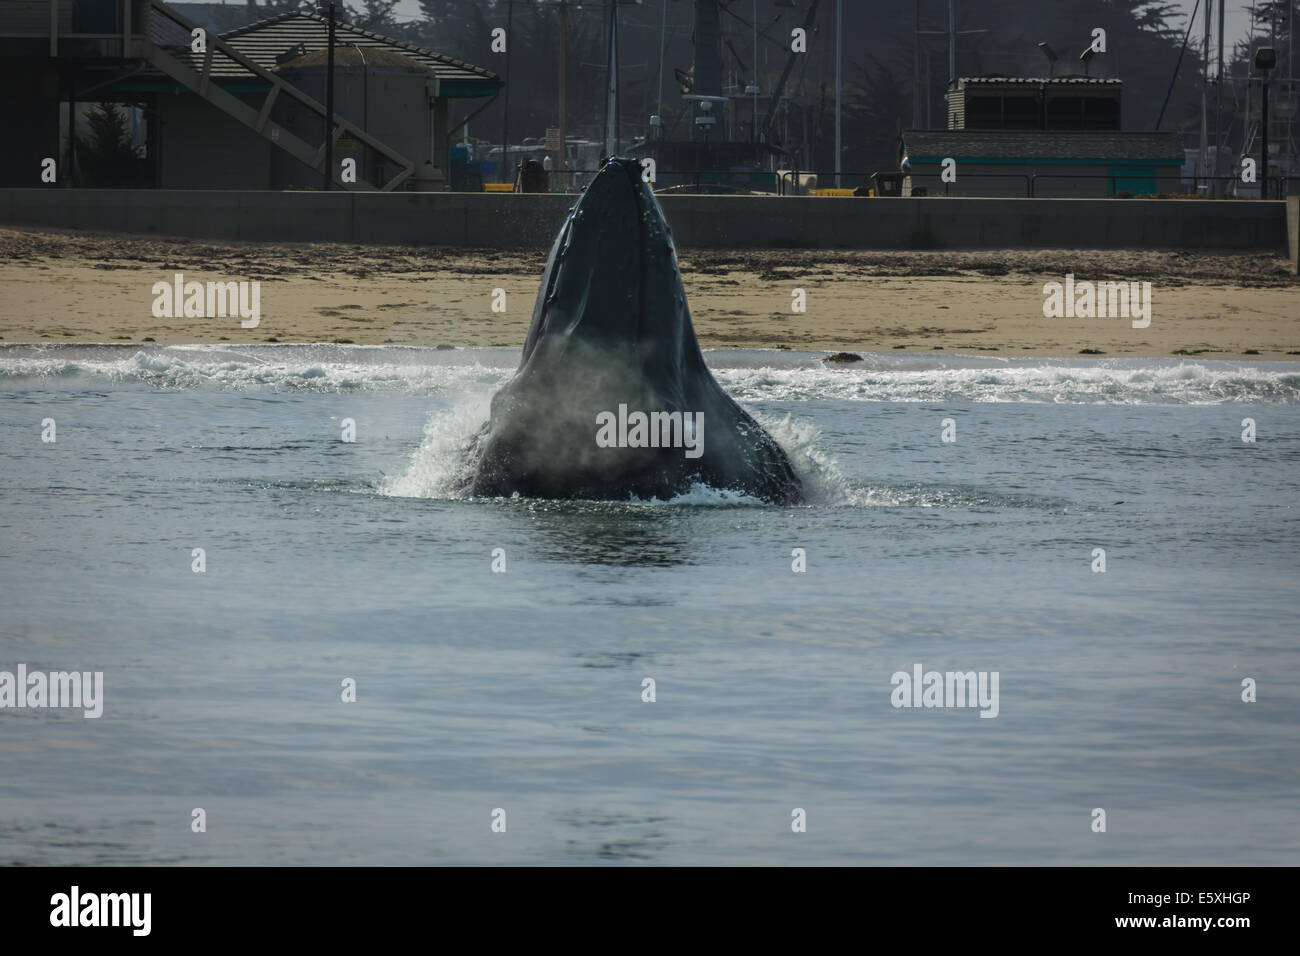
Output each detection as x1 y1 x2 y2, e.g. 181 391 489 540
461 159 802 505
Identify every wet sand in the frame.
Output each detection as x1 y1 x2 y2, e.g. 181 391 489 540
2 226 1297 359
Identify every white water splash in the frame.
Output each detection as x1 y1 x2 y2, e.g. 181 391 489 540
4 346 1297 404
378 396 492 498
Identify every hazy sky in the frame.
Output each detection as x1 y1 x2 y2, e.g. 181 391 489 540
376 1 1267 50
220 1 1279 54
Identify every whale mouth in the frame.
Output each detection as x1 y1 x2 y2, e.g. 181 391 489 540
461 158 804 505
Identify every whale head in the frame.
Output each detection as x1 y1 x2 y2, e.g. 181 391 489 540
464 158 802 504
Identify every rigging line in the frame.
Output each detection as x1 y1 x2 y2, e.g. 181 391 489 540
1155 0 1203 130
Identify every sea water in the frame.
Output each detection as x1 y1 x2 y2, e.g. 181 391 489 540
1 344 1297 865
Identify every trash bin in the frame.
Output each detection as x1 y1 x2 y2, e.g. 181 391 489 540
519 159 549 193
871 171 904 197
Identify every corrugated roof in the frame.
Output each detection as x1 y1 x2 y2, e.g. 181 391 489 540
278 47 430 71
902 129 1183 161
149 11 499 94
955 76 1122 86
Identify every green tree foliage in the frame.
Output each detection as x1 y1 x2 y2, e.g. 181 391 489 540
348 0 402 30
77 102 145 187
843 56 912 172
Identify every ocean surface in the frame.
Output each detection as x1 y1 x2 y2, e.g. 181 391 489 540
1 343 1297 865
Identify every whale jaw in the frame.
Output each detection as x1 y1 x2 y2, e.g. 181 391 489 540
462 159 803 505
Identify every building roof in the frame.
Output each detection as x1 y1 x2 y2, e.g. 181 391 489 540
149 11 500 96
953 75 1122 87
278 47 430 71
902 129 1184 162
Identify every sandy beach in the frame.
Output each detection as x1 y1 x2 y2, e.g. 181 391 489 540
1 226 1296 358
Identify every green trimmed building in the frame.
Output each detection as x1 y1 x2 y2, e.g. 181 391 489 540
899 76 1183 198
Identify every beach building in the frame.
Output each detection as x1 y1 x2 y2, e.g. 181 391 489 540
899 76 1183 198
0 1 500 190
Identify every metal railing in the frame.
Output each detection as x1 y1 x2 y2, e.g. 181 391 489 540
1026 173 1296 199
767 168 1299 199
489 167 783 195
776 169 875 196
141 0 415 190
480 165 1299 198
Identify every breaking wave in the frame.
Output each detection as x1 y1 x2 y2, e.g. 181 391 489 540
0 345 514 394
4 345 1297 405
714 361 1300 406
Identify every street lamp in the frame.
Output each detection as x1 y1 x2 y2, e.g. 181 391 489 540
1255 46 1276 199
1037 41 1057 78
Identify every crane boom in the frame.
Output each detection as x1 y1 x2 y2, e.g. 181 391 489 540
759 0 821 144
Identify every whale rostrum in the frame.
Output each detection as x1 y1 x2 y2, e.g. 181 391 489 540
461 159 803 504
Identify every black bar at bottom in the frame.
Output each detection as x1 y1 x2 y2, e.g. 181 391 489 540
0 865 1282 941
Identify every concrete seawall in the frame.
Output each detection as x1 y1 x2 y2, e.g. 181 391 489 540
0 188 1288 251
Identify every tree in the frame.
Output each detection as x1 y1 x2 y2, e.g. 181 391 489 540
417 0 496 62
345 1 402 32
78 102 144 187
844 57 913 173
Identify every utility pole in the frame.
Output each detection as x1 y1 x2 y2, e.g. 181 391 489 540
948 0 955 86
752 0 759 143
916 1 984 130
603 0 619 158
656 0 667 121
1216 0 1224 190
614 1 621 154
1199 0 1210 187
324 1 335 190
913 0 921 127
558 0 567 188
502 0 514 183
1262 70 1270 197
835 0 842 186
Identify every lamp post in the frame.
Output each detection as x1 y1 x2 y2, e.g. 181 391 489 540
1256 46 1276 199
1037 41 1057 78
